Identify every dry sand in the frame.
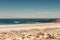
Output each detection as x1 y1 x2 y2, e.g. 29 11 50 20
0 23 60 40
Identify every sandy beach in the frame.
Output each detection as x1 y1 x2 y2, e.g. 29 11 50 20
0 23 60 31
0 23 60 40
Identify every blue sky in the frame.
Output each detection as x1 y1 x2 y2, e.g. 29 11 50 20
0 0 60 18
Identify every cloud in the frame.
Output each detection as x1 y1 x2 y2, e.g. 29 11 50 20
39 11 49 13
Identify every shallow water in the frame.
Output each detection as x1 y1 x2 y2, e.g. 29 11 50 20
0 23 60 27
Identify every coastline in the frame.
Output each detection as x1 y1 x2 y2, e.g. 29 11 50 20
0 23 60 32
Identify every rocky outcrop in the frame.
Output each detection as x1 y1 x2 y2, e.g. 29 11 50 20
54 19 60 22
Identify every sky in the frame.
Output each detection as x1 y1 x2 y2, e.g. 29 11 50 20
0 0 60 18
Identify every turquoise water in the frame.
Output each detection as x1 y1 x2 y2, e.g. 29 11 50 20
0 18 58 25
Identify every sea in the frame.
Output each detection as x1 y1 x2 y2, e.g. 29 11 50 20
0 18 58 25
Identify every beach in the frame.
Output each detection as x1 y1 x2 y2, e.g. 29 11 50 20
0 23 60 31
0 23 60 40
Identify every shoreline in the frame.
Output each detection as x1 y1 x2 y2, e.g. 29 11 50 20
0 23 60 32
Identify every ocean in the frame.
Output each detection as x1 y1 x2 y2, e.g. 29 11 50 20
0 18 58 25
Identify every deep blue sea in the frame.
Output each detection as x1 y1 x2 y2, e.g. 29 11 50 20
0 18 58 25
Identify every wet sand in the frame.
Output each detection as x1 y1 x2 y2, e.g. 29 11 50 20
0 23 60 32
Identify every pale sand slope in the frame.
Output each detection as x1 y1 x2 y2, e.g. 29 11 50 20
0 23 60 32
0 23 60 40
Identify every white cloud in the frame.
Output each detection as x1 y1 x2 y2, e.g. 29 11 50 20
39 11 49 13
